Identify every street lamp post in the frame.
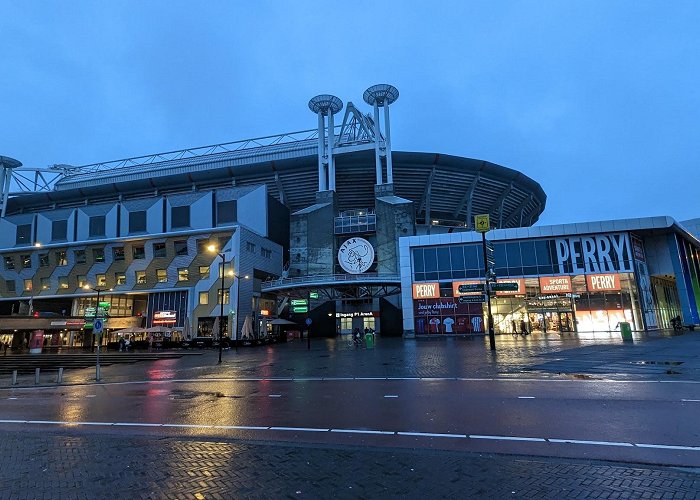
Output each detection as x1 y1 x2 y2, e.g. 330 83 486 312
83 284 110 381
217 252 225 364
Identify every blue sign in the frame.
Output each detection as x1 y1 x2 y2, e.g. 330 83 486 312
93 318 104 334
305 318 312 326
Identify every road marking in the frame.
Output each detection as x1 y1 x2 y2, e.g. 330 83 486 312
7 397 17 400
268 394 282 398
331 429 396 435
548 438 634 447
398 432 467 439
470 434 546 442
85 395 96 398
384 395 399 398
681 399 700 402
518 396 535 399
1 419 699 451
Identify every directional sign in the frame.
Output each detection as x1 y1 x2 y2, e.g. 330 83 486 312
292 306 308 313
458 283 485 293
458 294 487 304
291 299 308 306
474 214 490 233
93 318 104 334
305 318 313 326
491 282 519 292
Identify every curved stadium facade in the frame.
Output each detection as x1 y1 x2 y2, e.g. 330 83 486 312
0 86 547 346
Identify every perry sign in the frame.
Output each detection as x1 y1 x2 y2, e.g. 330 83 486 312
338 237 375 274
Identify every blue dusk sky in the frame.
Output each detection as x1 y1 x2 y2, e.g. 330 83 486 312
1 1 698 226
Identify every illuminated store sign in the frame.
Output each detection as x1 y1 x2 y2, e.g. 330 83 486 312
154 310 177 324
413 282 440 299
555 233 632 274
586 273 621 292
539 276 572 294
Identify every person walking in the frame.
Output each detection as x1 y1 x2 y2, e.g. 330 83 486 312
3 341 8 355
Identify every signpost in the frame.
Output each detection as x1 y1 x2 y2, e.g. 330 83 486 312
475 214 496 351
305 317 312 350
458 295 487 304
458 283 485 293
491 282 519 292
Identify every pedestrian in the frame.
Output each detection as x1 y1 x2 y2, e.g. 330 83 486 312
118 337 125 352
3 341 8 355
520 319 528 336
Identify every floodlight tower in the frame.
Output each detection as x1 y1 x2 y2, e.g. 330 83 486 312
363 84 399 186
308 95 343 192
0 156 22 218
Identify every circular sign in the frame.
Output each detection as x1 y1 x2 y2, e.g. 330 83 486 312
93 318 104 334
338 237 375 274
305 318 312 326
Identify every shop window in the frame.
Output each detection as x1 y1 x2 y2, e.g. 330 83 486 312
174 240 188 256
52 220 67 241
217 200 237 224
56 250 68 266
129 211 147 233
89 216 105 237
178 268 189 281
4 256 14 270
21 255 31 269
199 292 209 305
199 266 210 279
116 273 126 285
75 249 86 264
217 289 230 304
156 269 167 283
6 280 16 293
93 248 105 262
97 274 106 287
113 247 125 261
77 275 87 288
41 278 50 290
153 242 166 258
171 206 190 228
58 277 69 289
16 224 31 245
24 279 32 292
132 246 145 260
39 253 50 267
136 271 146 284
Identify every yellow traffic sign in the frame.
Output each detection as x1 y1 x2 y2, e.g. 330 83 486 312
475 214 490 233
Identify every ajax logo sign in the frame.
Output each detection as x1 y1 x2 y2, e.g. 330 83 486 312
338 237 374 274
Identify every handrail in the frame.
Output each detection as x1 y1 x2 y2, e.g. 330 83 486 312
262 273 401 290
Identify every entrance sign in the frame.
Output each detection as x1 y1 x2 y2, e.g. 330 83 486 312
474 214 490 233
154 310 177 324
412 282 440 299
586 273 621 292
539 276 572 294
338 237 375 274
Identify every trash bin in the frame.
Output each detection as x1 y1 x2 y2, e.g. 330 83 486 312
365 332 375 349
619 322 632 341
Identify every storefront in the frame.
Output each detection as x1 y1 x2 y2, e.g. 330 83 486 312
400 218 700 337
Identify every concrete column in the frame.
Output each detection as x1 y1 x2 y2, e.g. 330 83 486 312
328 111 335 191
373 102 382 185
384 103 393 184
317 112 326 191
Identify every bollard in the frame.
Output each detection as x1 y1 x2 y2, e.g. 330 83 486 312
35 367 40 385
12 370 17 385
56 367 63 384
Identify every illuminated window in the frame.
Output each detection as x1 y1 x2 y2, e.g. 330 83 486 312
41 278 50 290
77 275 87 288
58 277 69 289
217 289 230 304
157 269 167 283
199 292 208 305
24 279 32 292
21 255 31 268
55 250 67 266
136 271 146 284
97 274 106 286
178 268 189 282
4 256 14 270
199 266 210 279
116 273 126 285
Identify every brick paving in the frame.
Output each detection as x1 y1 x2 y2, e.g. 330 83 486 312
0 429 698 499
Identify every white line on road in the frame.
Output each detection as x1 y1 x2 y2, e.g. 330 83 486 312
1 419 699 452
518 396 536 399
7 397 17 400
681 399 700 402
384 395 399 398
268 394 282 398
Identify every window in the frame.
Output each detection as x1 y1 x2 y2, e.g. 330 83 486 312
153 242 166 258
6 280 16 293
116 273 126 285
217 200 237 224
24 279 32 292
218 262 233 278
96 274 106 286
217 289 230 304
199 292 209 305
77 275 87 288
16 224 31 245
4 256 14 270
156 269 167 283
89 216 105 237
39 253 50 267
245 241 256 252
129 211 147 233
113 247 125 261
21 255 31 269
171 206 190 228
261 247 272 259
52 220 67 241
75 250 86 264
56 250 67 266
178 268 189 281
199 266 210 279
93 248 105 262
132 246 145 260
174 240 188 256
58 277 69 289
136 271 146 284
41 278 50 290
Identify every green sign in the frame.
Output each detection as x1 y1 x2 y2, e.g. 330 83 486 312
292 306 309 313
291 299 308 306
309 292 319 299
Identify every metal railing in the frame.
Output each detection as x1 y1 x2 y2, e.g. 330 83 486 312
262 273 401 291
